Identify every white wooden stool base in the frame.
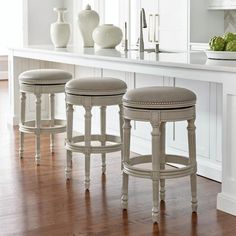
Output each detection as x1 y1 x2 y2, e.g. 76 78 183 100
19 83 67 165
65 93 124 190
122 106 198 223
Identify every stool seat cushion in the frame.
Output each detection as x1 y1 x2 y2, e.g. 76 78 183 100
65 77 127 96
19 69 72 85
123 86 196 109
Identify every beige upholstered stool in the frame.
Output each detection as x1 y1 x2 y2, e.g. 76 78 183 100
121 86 198 223
65 77 127 190
19 69 72 165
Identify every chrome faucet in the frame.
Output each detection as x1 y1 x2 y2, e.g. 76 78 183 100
139 8 147 53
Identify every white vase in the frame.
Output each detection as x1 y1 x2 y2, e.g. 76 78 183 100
77 4 100 48
50 8 70 48
92 24 123 49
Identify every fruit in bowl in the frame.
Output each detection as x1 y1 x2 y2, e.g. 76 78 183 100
209 32 236 52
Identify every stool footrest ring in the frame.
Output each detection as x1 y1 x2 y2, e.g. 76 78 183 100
123 154 197 180
65 134 122 154
19 119 66 134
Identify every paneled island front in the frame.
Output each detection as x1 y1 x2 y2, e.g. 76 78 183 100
8 46 236 217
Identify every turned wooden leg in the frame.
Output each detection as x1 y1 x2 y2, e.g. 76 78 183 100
119 104 124 170
151 121 161 223
121 118 131 210
65 103 74 180
49 93 55 153
19 92 26 159
160 122 166 201
187 117 198 212
100 106 106 174
84 106 92 190
35 93 41 166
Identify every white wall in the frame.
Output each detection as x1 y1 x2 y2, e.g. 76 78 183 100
190 0 225 43
27 0 64 45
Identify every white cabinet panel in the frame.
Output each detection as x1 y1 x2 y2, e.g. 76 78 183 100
159 0 188 51
166 79 211 159
165 79 222 181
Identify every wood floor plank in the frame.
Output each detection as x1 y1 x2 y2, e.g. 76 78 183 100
1 80 236 236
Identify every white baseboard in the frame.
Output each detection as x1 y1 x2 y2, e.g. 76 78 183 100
217 193 236 216
0 71 8 80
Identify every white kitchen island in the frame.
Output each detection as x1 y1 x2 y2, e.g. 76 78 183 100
8 45 236 217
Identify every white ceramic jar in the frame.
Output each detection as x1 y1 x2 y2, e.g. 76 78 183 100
50 8 70 48
77 4 100 47
92 24 123 49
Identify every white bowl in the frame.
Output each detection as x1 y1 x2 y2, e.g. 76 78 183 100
92 24 123 49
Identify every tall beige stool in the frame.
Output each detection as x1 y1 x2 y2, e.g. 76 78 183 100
121 86 198 223
19 69 72 165
65 77 127 190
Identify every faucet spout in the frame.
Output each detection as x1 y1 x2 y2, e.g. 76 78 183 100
139 8 147 53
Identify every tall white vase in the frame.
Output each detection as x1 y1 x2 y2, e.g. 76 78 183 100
77 4 100 48
50 8 70 48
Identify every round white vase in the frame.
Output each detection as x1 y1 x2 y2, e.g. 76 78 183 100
77 4 100 48
50 8 70 48
92 24 123 49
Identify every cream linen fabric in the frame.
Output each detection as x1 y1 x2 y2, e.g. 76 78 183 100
19 69 72 85
66 77 127 96
123 86 196 109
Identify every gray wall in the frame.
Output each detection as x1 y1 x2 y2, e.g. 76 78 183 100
28 0 65 45
190 0 225 43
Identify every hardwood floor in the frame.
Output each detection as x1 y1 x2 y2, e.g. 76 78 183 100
1 80 236 236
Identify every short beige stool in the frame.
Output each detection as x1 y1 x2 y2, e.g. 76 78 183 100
121 86 198 223
19 69 72 165
65 77 127 190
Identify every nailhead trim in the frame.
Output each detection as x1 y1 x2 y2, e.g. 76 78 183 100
123 99 196 106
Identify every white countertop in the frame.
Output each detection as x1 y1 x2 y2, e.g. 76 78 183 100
10 45 236 74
